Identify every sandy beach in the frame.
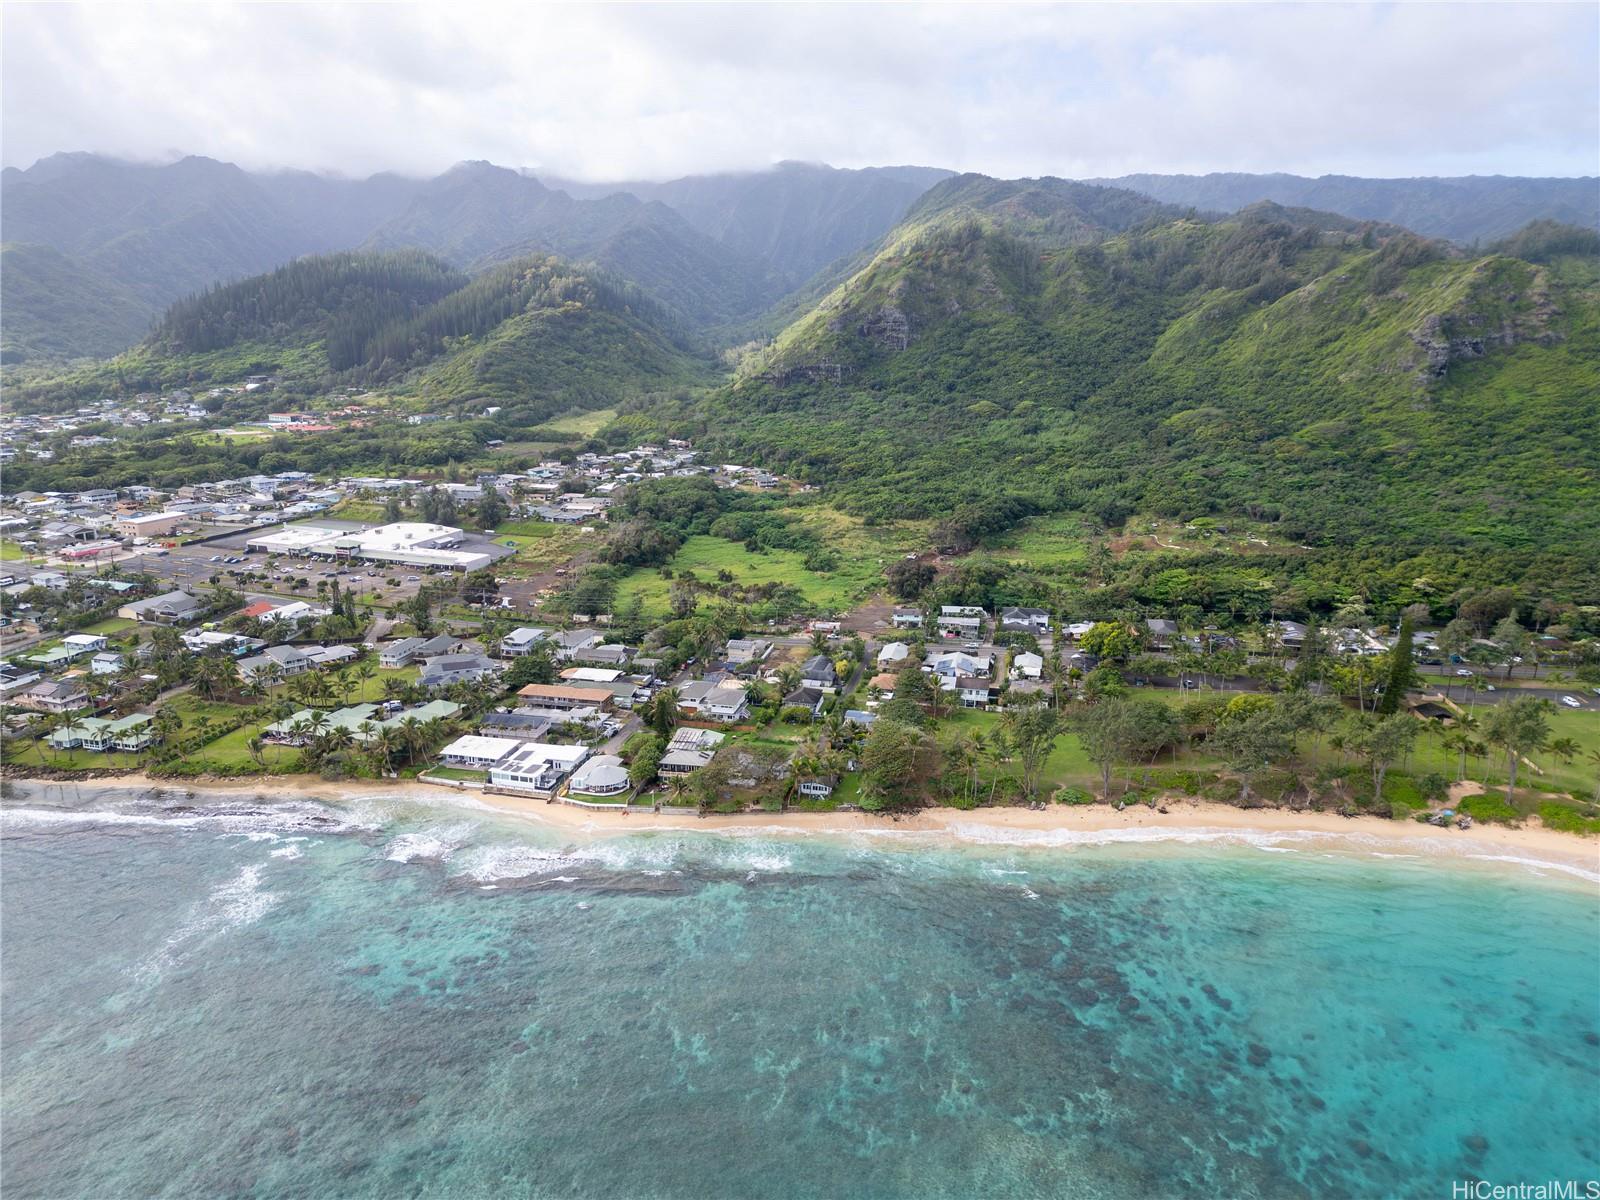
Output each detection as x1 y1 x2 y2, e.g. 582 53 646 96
47 771 1600 884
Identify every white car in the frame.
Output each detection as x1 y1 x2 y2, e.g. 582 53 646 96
1560 696 1582 709
1454 668 1473 677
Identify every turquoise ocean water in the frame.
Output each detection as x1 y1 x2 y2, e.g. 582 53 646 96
2 781 1597 1199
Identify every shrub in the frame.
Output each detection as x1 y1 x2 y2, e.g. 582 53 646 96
1536 802 1600 836
1055 785 1096 806
1459 791 1521 825
1382 775 1427 811
1144 768 1211 794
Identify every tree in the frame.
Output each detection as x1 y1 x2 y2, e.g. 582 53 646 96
504 645 557 690
668 579 698 619
1345 714 1419 806
1210 705 1295 804
1001 698 1059 801
1490 615 1531 681
1072 697 1177 800
1548 737 1580 765
1437 616 1475 670
1278 691 1341 761
1375 616 1419 715
858 718 936 811
1483 698 1551 806
629 739 663 789
476 485 508 530
648 687 680 739
462 570 500 607
1079 621 1137 663
885 558 935 599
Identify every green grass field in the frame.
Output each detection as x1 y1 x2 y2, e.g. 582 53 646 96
78 616 139 636
539 407 617 437
613 510 923 618
986 513 1091 569
0 540 36 561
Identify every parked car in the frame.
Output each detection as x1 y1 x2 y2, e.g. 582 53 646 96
1560 696 1582 709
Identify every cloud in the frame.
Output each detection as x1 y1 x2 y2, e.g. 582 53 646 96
3 2 1595 179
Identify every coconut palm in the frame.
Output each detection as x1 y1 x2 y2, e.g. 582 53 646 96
1548 737 1580 765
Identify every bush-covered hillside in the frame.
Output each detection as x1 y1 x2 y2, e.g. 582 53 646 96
9 250 714 417
633 191 1600 587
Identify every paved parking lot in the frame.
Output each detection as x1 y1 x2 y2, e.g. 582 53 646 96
105 525 517 608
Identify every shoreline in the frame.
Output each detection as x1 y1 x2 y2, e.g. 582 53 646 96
20 771 1599 885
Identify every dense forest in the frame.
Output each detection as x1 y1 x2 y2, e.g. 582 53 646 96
150 250 468 363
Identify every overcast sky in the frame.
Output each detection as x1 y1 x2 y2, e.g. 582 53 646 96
4 2 1596 180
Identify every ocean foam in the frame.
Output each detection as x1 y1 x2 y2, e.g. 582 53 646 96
133 862 279 983
384 822 477 864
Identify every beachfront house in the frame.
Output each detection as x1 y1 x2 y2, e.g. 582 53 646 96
47 713 154 752
567 754 630 797
438 734 524 770
488 742 590 793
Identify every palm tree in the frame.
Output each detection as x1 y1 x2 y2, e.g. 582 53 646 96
1441 730 1471 782
153 705 183 756
373 727 405 776
398 716 425 766
31 711 65 764
1548 737 1580 765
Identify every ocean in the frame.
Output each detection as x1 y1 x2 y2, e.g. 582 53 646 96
3 781 1597 1199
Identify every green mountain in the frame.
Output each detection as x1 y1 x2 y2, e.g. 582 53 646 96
661 176 1599 577
1093 172 1600 244
546 161 954 289
10 250 714 420
0 242 160 361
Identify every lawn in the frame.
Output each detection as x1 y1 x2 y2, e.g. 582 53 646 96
9 694 251 771
986 513 1090 569
426 766 488 782
78 616 139 636
0 540 35 562
614 511 922 619
1399 705 1600 799
261 665 420 706
328 500 389 524
539 407 617 437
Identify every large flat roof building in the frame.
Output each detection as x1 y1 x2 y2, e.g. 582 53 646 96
246 521 493 572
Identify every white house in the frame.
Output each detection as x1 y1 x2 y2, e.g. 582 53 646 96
499 627 548 657
1011 651 1044 680
438 734 524 770
876 642 910 666
567 754 630 796
937 605 985 635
